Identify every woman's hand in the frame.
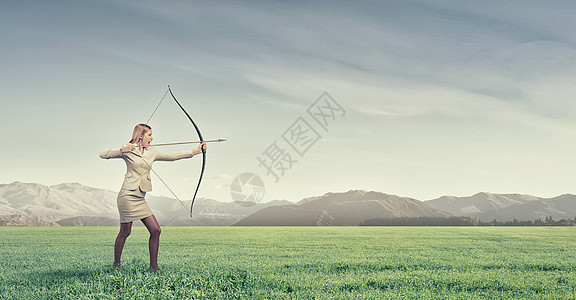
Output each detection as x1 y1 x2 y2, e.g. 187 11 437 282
120 144 136 153
194 142 207 155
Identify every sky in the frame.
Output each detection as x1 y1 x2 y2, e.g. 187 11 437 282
2 0 576 203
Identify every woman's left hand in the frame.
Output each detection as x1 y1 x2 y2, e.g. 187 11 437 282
194 142 207 155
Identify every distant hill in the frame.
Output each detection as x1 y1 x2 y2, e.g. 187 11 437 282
426 192 576 221
235 190 451 226
0 182 291 226
477 194 576 221
57 216 118 226
0 214 58 226
0 182 118 225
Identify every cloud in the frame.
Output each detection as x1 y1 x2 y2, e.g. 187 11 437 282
210 174 235 180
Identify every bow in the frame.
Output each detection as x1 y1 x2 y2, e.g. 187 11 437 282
167 86 206 216
145 86 207 217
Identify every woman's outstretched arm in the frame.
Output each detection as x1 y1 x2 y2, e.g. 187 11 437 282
154 143 205 161
99 148 124 159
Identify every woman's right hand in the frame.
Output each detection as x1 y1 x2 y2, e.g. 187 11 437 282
120 144 136 153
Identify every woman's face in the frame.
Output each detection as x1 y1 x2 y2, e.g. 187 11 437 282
141 129 153 148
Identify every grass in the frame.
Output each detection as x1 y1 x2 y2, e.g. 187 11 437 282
1 226 575 299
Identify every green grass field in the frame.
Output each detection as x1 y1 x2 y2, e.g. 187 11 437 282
1 226 575 299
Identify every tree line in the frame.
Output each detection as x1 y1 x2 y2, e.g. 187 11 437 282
359 216 576 226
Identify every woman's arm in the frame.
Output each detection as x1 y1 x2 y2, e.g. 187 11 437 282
153 143 205 162
99 144 135 159
153 149 198 161
99 148 123 159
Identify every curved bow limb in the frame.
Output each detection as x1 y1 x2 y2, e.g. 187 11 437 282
167 85 206 216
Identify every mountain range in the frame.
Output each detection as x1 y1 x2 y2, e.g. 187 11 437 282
1 182 575 226
235 190 450 225
426 192 576 221
0 182 290 226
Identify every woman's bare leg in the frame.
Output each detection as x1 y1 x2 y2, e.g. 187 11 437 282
141 215 161 270
114 222 133 268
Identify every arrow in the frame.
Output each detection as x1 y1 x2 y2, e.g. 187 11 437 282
149 138 227 147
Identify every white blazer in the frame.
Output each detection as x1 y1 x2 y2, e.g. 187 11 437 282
100 146 196 192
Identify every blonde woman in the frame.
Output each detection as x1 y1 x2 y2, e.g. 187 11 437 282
100 123 206 271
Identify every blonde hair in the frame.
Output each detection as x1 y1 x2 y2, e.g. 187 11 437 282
129 124 151 144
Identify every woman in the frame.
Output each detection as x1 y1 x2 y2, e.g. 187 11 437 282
100 123 206 271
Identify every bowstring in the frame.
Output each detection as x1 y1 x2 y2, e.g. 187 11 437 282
146 89 169 124
141 87 188 210
140 156 187 209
